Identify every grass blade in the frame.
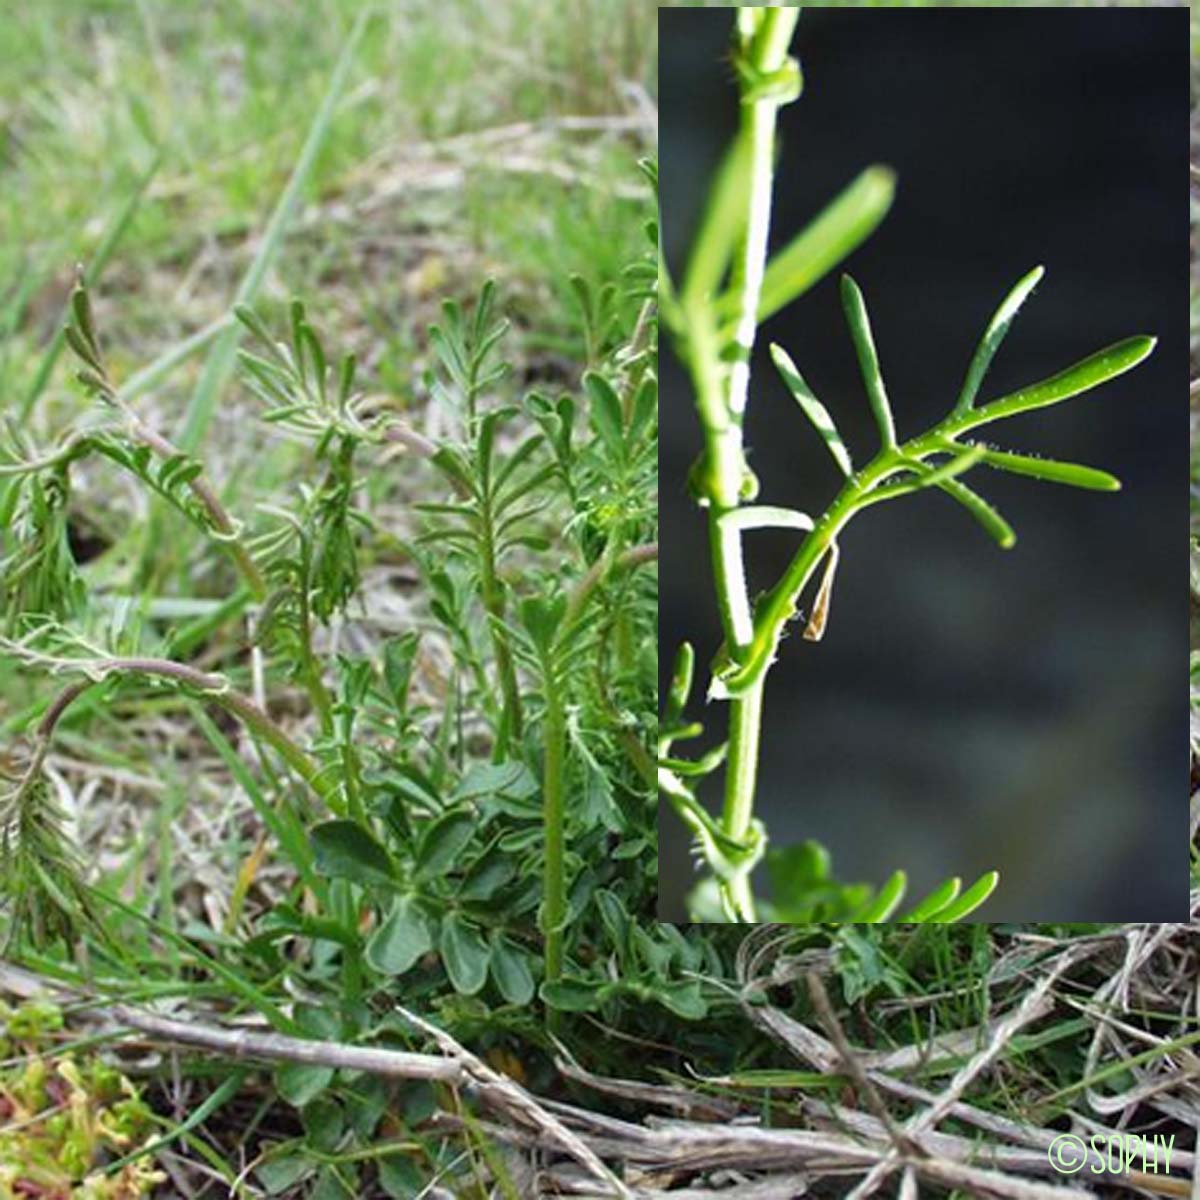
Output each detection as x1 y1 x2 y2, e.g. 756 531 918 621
748 166 895 324
177 6 372 452
953 265 1044 415
980 448 1120 492
840 274 896 449
770 342 853 477
969 334 1156 428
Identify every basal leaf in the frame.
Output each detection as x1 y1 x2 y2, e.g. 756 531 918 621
365 895 431 976
439 913 490 995
489 931 536 1005
415 807 477 879
310 820 396 888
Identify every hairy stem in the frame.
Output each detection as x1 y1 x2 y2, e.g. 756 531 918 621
16 657 340 814
710 8 800 921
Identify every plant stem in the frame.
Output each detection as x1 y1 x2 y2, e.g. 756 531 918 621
540 680 566 989
18 657 341 814
709 7 800 921
720 675 764 921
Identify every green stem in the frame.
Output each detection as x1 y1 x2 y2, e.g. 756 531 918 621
478 508 523 754
706 7 799 920
721 675 764 921
19 657 341 815
540 680 566 989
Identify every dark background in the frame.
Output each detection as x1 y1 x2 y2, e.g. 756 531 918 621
659 9 1186 922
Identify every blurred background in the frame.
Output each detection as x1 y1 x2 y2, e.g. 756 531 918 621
660 7 1185 922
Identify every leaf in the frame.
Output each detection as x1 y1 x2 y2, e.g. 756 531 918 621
519 593 566 653
257 1155 313 1195
489 932 536 1005
454 761 538 804
980 448 1120 492
539 978 605 1012
584 371 625 459
458 844 516 901
954 265 1044 414
970 335 1155 426
754 166 896 324
839 275 896 449
928 870 999 922
901 876 962 922
850 871 907 922
654 980 708 1020
415 807 477 879
310 819 397 888
682 129 752 307
665 643 695 727
440 913 490 995
365 895 431 975
937 478 1016 549
276 1062 335 1108
382 633 420 710
769 344 853 477
721 503 815 535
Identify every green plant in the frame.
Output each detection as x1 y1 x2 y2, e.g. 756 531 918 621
661 7 1156 922
0 156 666 1066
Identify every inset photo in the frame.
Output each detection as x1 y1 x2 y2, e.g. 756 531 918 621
660 7 1185 922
